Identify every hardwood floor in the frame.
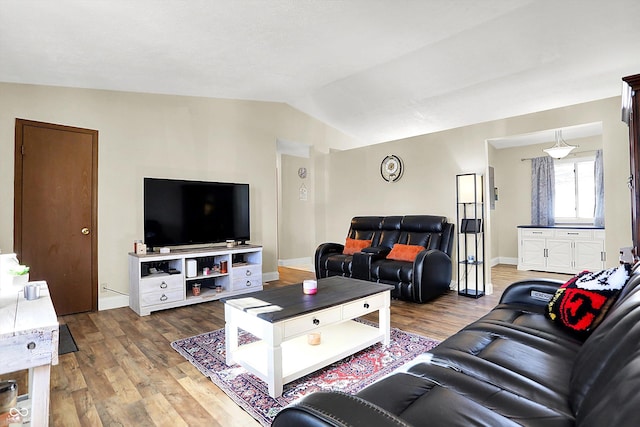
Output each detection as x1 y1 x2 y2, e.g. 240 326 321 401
2 265 570 426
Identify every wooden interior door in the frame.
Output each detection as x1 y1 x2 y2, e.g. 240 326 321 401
14 119 98 315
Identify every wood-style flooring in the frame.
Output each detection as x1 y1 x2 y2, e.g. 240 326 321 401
1 265 570 426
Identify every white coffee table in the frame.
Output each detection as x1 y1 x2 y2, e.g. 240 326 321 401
223 277 393 398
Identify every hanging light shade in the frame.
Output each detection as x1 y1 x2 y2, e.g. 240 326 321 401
543 130 577 159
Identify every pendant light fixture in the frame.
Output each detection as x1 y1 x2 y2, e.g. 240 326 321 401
543 130 577 159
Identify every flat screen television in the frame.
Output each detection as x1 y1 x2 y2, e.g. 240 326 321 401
144 178 250 249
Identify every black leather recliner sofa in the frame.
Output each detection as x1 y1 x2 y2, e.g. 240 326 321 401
273 264 640 427
315 215 454 303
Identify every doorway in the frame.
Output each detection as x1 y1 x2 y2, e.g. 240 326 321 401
14 119 98 315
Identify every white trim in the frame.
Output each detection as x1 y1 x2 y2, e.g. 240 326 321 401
99 294 129 311
494 257 517 266
263 271 280 282
486 282 494 295
278 257 313 267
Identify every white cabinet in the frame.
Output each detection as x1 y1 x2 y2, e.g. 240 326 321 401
518 227 605 274
129 245 262 316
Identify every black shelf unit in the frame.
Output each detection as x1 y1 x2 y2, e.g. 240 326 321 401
456 173 485 298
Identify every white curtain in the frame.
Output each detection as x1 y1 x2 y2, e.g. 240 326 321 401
594 149 605 227
531 156 555 226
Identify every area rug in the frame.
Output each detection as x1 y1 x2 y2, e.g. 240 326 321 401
171 321 439 426
59 324 78 355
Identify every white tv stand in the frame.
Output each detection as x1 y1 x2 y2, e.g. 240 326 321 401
128 245 262 316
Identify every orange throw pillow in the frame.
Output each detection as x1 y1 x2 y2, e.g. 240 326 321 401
343 238 372 255
387 244 424 262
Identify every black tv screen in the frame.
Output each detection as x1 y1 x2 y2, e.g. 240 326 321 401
144 178 250 248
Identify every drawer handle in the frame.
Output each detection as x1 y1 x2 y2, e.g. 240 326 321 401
364 303 370 309
313 318 320 326
246 270 251 276
246 280 252 287
27 342 36 350
567 232 579 235
532 231 542 234
160 294 168 302
160 281 168 289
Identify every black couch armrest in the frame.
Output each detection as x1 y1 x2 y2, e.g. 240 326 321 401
353 247 392 280
315 242 345 279
361 246 391 257
499 278 566 307
272 391 412 427
412 249 452 303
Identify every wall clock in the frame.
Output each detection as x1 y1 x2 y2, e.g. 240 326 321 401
380 155 403 182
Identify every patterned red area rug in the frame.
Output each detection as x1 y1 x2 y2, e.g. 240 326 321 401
171 321 439 426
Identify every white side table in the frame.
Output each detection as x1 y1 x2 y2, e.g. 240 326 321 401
0 281 59 426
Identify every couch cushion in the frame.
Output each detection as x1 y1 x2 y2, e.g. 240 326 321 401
343 238 372 255
546 265 631 338
348 216 382 242
477 304 585 346
358 368 574 427
323 254 353 275
348 216 401 248
386 243 425 262
400 215 445 233
372 259 413 283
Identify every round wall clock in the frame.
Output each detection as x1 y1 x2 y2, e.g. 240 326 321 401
380 155 403 182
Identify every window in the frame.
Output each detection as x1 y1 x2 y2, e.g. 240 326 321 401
554 157 595 223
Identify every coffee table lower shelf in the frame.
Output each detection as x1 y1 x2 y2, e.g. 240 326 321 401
232 320 384 391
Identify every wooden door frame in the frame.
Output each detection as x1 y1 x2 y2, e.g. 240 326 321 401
14 118 99 311
623 75 640 254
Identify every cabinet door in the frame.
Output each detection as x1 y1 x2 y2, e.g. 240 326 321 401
546 239 573 273
520 238 546 270
574 240 605 271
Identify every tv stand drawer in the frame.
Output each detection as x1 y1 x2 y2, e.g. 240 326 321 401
140 275 183 294
233 264 261 278
232 277 262 291
140 289 184 307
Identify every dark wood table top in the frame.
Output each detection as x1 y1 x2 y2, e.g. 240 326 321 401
221 276 393 322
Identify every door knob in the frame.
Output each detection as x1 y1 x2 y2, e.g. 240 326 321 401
81 228 90 235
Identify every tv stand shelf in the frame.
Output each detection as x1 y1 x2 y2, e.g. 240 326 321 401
128 245 262 316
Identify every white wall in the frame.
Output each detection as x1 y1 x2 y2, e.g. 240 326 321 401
0 82 357 305
0 82 631 307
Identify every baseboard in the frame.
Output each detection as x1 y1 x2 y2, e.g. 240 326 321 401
278 257 313 267
496 257 518 266
99 294 129 311
263 271 279 282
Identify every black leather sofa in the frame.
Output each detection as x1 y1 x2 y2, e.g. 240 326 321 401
273 264 640 427
315 216 454 303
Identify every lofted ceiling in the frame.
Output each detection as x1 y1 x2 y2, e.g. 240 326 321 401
2 0 640 149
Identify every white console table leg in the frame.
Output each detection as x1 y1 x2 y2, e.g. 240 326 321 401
29 364 52 427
